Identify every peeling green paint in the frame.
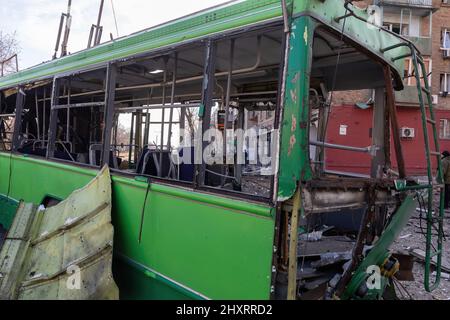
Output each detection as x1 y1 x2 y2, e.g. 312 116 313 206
278 16 315 201
276 0 411 201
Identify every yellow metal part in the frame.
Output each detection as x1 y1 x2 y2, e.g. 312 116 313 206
380 257 400 279
0 166 118 300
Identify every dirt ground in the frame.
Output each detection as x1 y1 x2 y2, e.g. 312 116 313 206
391 208 450 300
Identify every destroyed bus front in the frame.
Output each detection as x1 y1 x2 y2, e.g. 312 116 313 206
275 2 445 300
0 0 445 300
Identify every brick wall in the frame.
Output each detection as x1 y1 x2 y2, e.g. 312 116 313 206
325 105 450 175
431 1 450 109
332 90 373 106
316 2 450 109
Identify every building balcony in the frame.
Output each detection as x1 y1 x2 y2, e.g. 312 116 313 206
376 0 433 9
375 0 436 16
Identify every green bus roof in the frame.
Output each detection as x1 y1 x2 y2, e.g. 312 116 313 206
0 0 409 90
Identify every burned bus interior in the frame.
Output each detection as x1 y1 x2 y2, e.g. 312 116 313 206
0 24 283 200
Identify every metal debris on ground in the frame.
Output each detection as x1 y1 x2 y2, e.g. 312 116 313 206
392 205 450 300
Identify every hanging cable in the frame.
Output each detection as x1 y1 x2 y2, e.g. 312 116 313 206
138 177 151 244
318 2 351 164
110 0 120 38
393 277 414 300
6 148 13 200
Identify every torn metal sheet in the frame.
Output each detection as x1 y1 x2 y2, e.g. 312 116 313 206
0 166 118 300
302 187 393 215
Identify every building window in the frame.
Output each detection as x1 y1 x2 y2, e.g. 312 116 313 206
441 74 450 96
404 58 432 87
383 23 409 36
440 119 450 139
442 29 450 58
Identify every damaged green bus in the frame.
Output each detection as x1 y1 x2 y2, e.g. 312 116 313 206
0 0 445 300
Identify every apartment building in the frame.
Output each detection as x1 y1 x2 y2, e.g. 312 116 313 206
326 0 450 175
241 1 450 175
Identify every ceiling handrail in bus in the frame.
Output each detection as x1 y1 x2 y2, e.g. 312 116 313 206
117 103 200 113
52 101 105 110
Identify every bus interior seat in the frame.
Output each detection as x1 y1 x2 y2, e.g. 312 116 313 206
89 144 119 168
137 147 173 178
178 147 195 182
18 144 77 162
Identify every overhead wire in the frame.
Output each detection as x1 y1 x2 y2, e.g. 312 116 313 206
110 0 120 38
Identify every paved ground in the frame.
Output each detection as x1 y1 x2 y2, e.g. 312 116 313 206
392 207 450 300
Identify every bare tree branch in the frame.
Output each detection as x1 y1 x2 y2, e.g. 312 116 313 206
0 31 20 75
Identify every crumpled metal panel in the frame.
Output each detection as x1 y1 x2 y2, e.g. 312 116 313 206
0 166 118 300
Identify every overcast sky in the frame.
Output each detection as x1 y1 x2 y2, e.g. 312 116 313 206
0 0 229 70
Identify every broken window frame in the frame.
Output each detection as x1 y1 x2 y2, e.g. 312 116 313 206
104 21 286 202
9 86 25 153
111 51 194 180
193 26 285 200
46 65 114 167
307 24 406 180
6 81 59 159
28 83 52 154
3 20 287 203
0 90 14 151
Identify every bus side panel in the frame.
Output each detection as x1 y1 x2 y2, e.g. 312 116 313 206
0 154 95 203
0 153 275 300
112 179 275 300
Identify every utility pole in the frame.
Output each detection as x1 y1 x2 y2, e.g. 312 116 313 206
53 0 72 59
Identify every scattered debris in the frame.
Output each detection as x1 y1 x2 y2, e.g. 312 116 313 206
391 206 450 300
410 249 450 273
296 231 355 299
299 231 323 242
298 236 355 257
311 252 352 268
432 271 450 281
